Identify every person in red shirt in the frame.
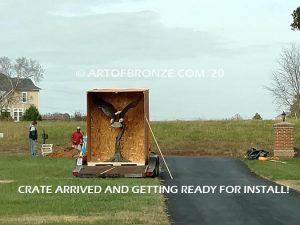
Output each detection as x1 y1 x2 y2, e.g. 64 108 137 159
71 126 83 150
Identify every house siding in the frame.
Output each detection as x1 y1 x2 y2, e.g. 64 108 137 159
11 91 39 109
0 74 41 121
3 91 40 121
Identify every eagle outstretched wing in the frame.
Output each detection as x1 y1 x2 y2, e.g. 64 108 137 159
92 96 117 119
119 96 142 118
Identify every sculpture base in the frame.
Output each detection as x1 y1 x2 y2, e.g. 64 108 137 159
106 152 130 162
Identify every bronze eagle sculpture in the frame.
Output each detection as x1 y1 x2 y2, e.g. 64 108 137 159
92 95 141 162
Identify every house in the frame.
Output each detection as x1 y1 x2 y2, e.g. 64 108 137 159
0 73 40 121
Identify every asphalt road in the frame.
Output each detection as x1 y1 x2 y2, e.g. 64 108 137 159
160 156 300 225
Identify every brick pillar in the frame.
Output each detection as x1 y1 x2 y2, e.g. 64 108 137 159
273 122 295 157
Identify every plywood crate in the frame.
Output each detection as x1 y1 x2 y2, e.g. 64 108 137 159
86 88 150 166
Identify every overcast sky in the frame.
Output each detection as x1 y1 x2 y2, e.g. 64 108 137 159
0 0 299 120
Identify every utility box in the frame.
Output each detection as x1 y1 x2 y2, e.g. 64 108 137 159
273 122 295 157
86 88 150 166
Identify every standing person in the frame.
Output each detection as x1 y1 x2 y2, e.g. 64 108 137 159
29 120 38 156
71 126 83 150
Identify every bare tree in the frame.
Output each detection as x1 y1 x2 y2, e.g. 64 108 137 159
266 44 300 113
0 57 44 110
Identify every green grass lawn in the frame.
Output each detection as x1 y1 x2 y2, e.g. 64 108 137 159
244 158 300 180
244 158 300 192
0 156 169 225
0 120 299 224
151 120 276 155
0 121 86 146
2 119 299 156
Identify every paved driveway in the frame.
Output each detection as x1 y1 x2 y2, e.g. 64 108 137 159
161 156 300 225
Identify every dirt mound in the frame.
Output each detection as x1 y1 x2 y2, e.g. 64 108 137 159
47 146 79 158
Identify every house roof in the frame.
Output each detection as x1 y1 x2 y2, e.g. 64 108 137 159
0 73 40 92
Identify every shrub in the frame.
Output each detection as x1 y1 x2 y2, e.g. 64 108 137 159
22 105 42 121
252 113 263 120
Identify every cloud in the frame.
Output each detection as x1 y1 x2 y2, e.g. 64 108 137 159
0 0 287 119
0 7 223 66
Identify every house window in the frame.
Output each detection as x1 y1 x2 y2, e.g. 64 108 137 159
13 108 23 121
21 92 27 103
1 108 11 118
1 108 10 113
